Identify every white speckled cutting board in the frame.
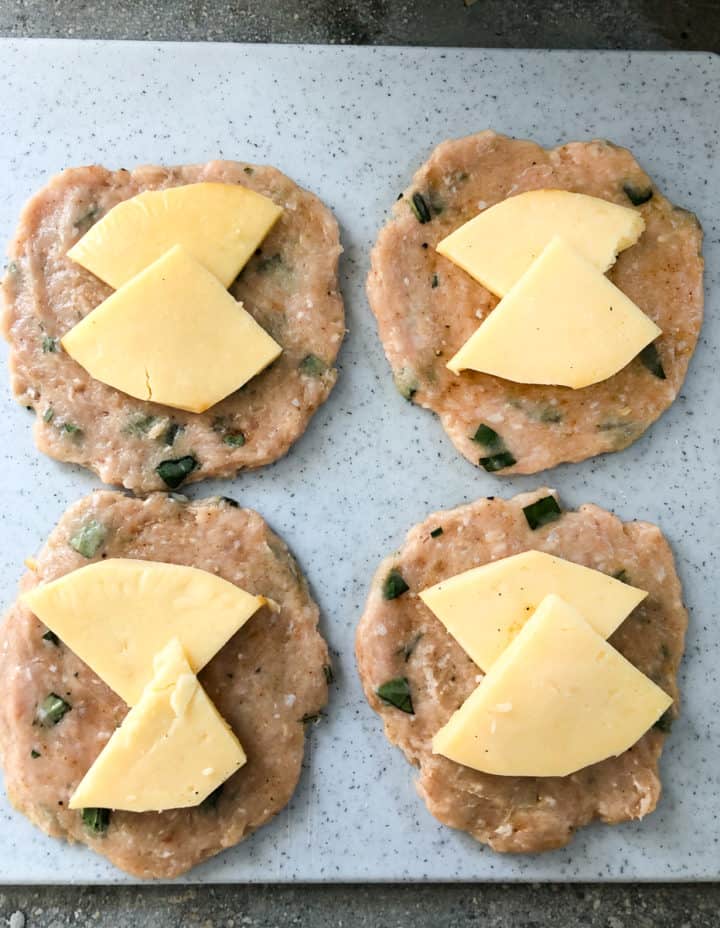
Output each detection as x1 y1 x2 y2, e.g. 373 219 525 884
0 41 718 883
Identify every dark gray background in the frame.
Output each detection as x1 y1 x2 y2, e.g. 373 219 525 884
1 1 718 925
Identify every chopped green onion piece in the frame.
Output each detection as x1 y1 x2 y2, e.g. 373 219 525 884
74 205 101 230
70 520 107 558
61 422 83 438
30 749 41 759
323 664 334 685
42 336 59 353
383 569 409 600
623 183 653 206
471 424 502 449
480 450 516 472
82 807 111 833
125 413 157 436
430 526 443 538
377 677 414 714
401 633 423 662
539 407 562 424
223 432 246 447
431 273 439 289
409 192 431 224
613 569 630 584
639 342 666 380
243 165 254 175
162 422 182 446
256 253 283 273
653 710 673 733
37 693 71 727
299 354 327 377
42 629 60 646
43 407 54 423
156 455 198 488
523 495 562 530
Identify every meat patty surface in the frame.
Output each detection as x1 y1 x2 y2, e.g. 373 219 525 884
2 161 344 491
367 131 703 474
0 491 329 878
356 488 686 853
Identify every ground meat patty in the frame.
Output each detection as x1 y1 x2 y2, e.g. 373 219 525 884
0 491 329 878
2 161 344 491
356 488 686 853
367 132 703 473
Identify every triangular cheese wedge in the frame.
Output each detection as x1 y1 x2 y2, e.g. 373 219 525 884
433 594 671 777
67 181 283 289
447 236 661 387
420 550 646 672
62 245 282 413
436 189 644 297
69 639 246 812
23 558 263 705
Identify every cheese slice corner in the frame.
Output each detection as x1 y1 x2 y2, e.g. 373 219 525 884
419 550 646 672
432 593 671 777
69 638 246 812
61 245 282 413
22 558 263 705
436 188 644 297
67 181 283 289
446 236 661 387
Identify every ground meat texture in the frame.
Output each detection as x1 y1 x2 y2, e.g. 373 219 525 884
0 492 329 879
2 162 344 491
367 132 704 474
355 489 687 853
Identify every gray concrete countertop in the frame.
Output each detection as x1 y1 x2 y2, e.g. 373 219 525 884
1 2 718 926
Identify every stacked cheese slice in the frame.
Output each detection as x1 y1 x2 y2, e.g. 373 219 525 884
437 190 661 388
23 558 264 811
420 551 672 777
62 183 284 413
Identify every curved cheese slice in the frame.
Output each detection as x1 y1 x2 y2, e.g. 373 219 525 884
69 639 246 812
433 594 672 777
23 558 263 705
419 550 646 672
436 188 644 297
67 182 283 289
447 237 661 387
62 245 282 413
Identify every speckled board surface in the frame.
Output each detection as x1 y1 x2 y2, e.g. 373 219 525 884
0 41 717 883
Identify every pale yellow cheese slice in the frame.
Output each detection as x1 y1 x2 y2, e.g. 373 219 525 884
447 236 661 387
23 558 263 706
433 594 672 777
436 189 644 297
61 245 282 413
419 550 646 672
67 182 283 289
69 639 246 812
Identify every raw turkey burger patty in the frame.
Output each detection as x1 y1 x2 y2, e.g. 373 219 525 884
367 131 703 473
356 489 686 853
2 161 344 491
0 491 329 878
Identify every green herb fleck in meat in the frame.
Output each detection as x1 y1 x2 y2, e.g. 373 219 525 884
256 253 283 273
613 569 630 584
639 342 666 380
383 569 409 600
162 421 183 446
299 354 327 377
480 450 517 472
393 367 419 401
431 273 439 289
301 712 324 725
377 677 414 714
125 413 158 436
323 664 334 685
42 336 59 353
409 192 431 224
61 422 83 440
36 693 71 727
70 520 107 558
43 407 54 423
30 749 41 759
82 807 111 834
623 183 653 206
430 526 443 538
539 407 562 424
243 166 254 175
472 424 502 449
156 455 198 488
400 633 423 663
42 629 60 646
523 495 562 530
74 205 101 231
6 260 19 276
653 710 673 733
223 432 246 447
